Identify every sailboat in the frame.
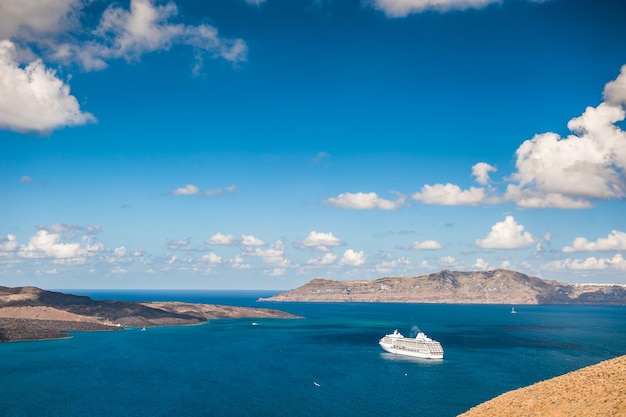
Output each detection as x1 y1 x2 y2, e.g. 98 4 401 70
511 307 517 314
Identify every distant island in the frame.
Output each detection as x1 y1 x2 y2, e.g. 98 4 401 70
0 286 298 342
260 269 626 305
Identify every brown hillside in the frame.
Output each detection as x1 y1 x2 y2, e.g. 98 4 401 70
458 355 626 417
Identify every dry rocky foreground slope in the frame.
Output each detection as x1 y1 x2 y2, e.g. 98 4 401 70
0 286 298 342
261 269 626 304
458 354 626 417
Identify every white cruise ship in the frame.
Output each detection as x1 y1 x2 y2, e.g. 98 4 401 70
379 329 444 359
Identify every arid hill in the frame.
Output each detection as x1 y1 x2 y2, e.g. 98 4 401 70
260 269 626 304
458 354 626 417
0 286 298 342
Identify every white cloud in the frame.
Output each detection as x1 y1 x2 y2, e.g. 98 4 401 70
476 215 534 249
307 253 337 265
410 66 626 210
78 0 247 69
563 230 626 253
229 255 252 269
0 0 81 38
0 234 19 253
241 234 265 246
474 258 491 270
340 249 366 266
545 254 626 271
472 162 497 185
0 40 96 132
248 241 290 268
370 0 501 17
201 252 222 264
296 231 342 252
412 183 487 206
439 255 460 267
20 230 88 259
325 192 405 210
375 256 411 274
171 183 236 196
206 233 237 245
167 238 192 251
172 184 200 195
603 64 626 106
506 65 626 207
409 240 442 250
503 185 593 209
113 246 127 258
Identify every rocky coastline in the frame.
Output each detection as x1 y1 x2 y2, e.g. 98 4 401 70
0 286 298 342
260 269 626 305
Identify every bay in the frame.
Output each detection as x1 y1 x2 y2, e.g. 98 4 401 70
1 291 625 417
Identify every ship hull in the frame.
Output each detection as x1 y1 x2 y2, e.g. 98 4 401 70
379 343 444 359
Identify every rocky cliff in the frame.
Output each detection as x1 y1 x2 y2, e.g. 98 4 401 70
260 269 626 304
0 286 298 342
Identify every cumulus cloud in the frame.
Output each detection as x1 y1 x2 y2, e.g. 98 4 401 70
241 234 265 246
472 162 497 185
295 231 342 252
206 233 237 245
475 215 534 249
172 184 200 195
504 66 626 207
370 0 501 17
407 240 442 250
325 192 405 210
0 0 81 39
474 257 491 270
20 230 88 259
410 65 626 209
307 253 338 265
64 0 247 70
375 255 411 274
201 252 222 264
562 230 626 253
0 40 96 132
247 240 291 269
340 249 366 266
167 238 193 251
545 254 626 271
0 234 20 253
439 255 460 267
412 183 487 206
603 64 626 105
1 0 247 133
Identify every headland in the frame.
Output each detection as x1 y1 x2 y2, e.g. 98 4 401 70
0 286 298 342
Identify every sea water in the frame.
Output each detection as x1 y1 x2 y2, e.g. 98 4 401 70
1 291 625 417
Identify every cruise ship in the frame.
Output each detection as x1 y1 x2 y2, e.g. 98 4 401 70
379 329 444 359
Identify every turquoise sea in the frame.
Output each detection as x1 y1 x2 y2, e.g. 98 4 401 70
2 290 625 417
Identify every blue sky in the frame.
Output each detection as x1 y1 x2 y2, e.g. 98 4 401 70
1 0 626 289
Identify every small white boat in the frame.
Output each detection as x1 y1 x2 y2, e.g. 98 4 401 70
379 329 444 359
511 307 517 314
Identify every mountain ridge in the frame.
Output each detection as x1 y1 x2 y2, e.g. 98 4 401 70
260 269 626 304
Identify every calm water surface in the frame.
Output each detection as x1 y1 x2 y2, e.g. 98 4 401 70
1 291 625 416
